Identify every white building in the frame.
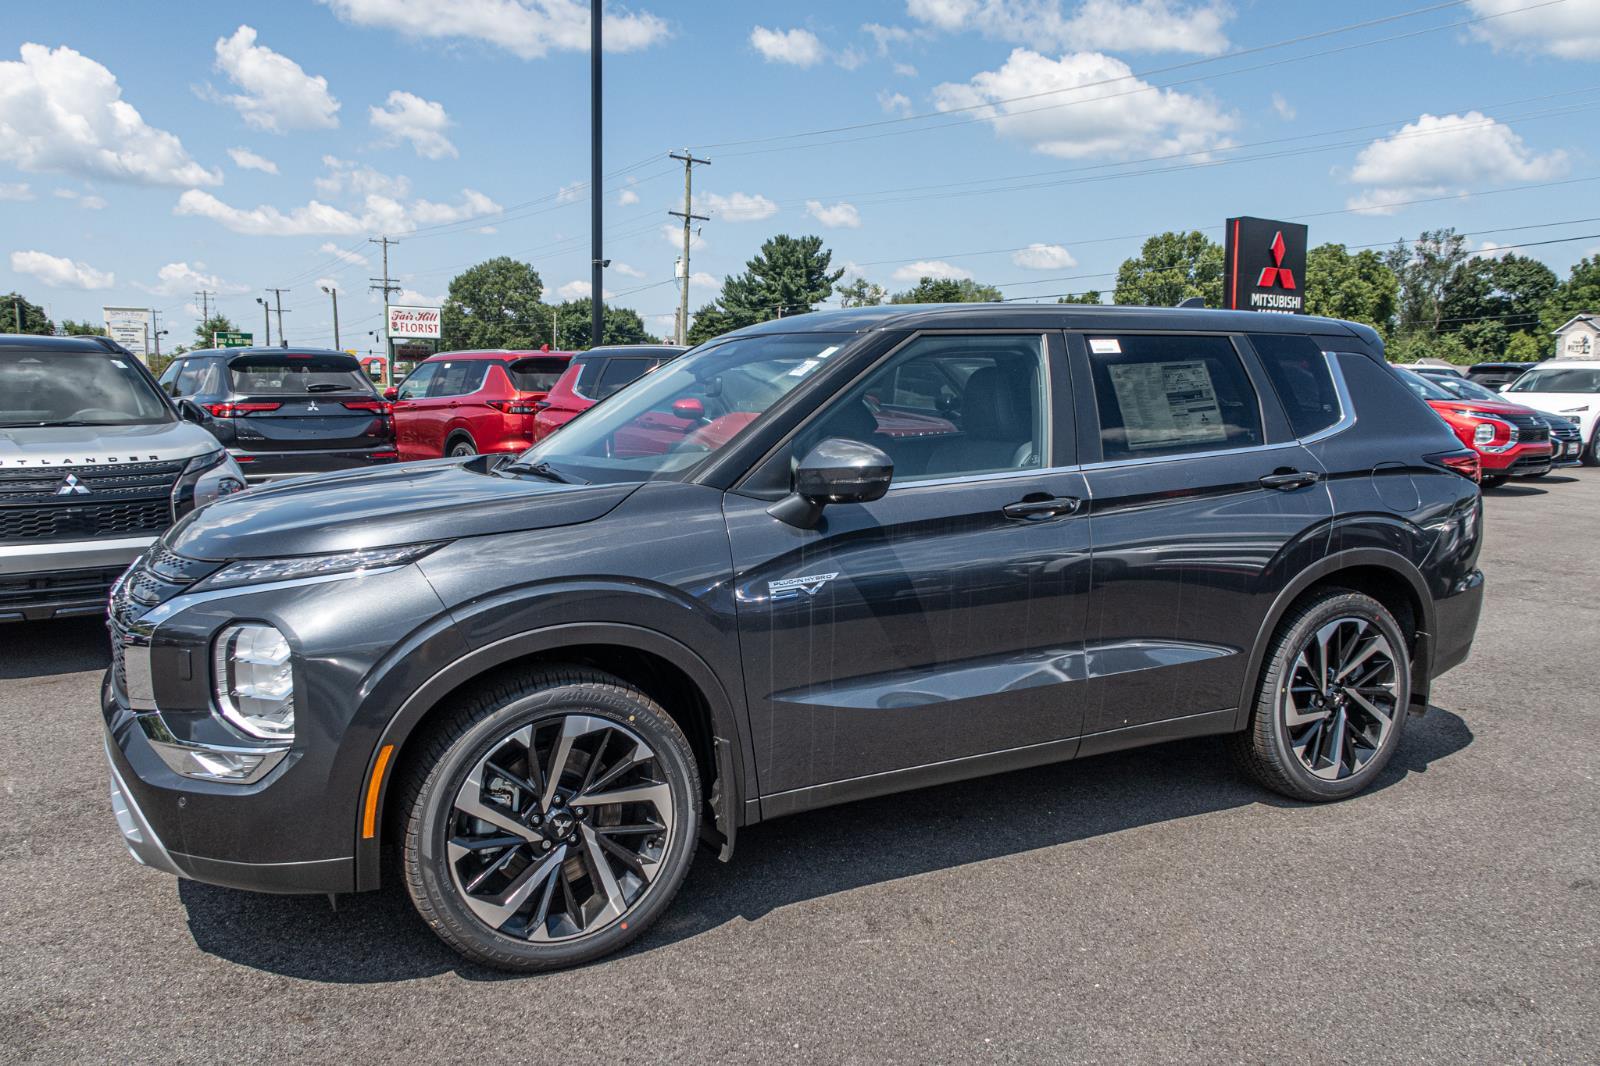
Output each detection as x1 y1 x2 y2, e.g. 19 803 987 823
1551 313 1599 359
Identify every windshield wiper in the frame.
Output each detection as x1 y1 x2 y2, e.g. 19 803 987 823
0 419 101 428
499 460 576 484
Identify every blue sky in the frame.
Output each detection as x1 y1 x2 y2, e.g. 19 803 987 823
3 0 1599 352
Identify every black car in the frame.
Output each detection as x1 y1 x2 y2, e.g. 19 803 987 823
157 348 397 481
1465 361 1540 389
103 305 1485 971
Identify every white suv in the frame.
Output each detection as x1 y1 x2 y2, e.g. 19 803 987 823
1503 360 1600 466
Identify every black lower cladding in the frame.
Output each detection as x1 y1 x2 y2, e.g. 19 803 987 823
0 566 128 620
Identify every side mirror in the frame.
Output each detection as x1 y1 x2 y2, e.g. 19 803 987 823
1497 384 1511 393
383 386 399 401
770 437 893 528
177 398 212 425
671 396 705 420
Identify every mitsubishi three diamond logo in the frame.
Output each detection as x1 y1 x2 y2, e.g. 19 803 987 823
55 473 92 496
1256 231 1297 290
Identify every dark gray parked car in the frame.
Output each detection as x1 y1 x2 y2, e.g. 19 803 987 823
102 305 1485 970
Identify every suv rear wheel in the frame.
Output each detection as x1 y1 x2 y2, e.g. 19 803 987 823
447 435 478 458
1230 590 1410 802
399 667 700 971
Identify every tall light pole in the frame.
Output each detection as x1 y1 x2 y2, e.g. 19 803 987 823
589 0 605 348
255 296 271 347
322 285 341 349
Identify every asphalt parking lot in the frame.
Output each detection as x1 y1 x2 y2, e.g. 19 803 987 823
2 472 1597 1064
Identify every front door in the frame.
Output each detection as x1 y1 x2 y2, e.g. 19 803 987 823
391 361 438 459
724 332 1094 811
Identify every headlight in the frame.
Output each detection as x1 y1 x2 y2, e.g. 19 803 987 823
191 542 443 592
1473 423 1495 446
213 623 295 740
172 450 247 518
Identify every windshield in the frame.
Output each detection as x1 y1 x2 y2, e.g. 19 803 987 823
0 349 173 427
228 353 372 395
1392 366 1455 402
1430 375 1504 403
511 332 854 485
1507 367 1600 394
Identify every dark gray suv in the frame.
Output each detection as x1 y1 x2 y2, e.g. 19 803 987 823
102 305 1485 970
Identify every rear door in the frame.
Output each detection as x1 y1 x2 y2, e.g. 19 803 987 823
225 352 384 453
391 361 439 458
1068 330 1334 748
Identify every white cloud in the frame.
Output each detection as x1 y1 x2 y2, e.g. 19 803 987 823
700 191 778 222
315 156 410 198
370 90 457 159
613 261 646 279
662 223 705 249
228 146 279 174
618 188 639 206
1472 241 1513 260
175 185 500 236
0 182 34 201
556 180 585 204
893 61 919 77
1466 0 1600 59
689 271 718 290
139 261 251 297
477 225 496 234
556 279 614 301
836 46 868 70
907 0 1231 55
318 0 669 59
212 25 340 132
10 249 114 290
932 49 1234 159
397 286 443 305
319 241 369 267
0 44 220 187
864 22 917 54
751 26 826 66
1345 111 1567 214
879 90 913 115
893 259 972 281
1012 242 1077 269
1271 92 1294 120
53 189 108 210
806 200 862 228
315 277 341 293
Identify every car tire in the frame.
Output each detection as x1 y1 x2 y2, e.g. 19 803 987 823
1229 589 1410 802
447 436 478 458
1583 428 1600 467
398 666 701 971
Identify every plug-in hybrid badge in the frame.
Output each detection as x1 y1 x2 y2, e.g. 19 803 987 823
768 572 838 602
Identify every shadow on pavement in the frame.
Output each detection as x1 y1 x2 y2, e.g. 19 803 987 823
180 707 1473 984
1483 483 1547 497
0 617 110 679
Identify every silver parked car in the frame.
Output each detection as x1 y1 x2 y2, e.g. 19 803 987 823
0 335 247 621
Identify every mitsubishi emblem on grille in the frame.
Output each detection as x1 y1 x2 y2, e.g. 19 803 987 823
54 473 91 496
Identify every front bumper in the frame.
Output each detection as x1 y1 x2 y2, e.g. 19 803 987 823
0 534 156 621
1479 441 1553 478
229 445 397 483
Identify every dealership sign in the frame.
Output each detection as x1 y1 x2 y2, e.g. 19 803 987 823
102 306 152 357
1225 217 1308 314
387 305 441 338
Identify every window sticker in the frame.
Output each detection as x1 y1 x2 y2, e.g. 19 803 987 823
1108 360 1229 451
1089 338 1121 354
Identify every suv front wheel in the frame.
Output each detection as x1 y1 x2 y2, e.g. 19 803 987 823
1231 590 1411 802
399 667 701 971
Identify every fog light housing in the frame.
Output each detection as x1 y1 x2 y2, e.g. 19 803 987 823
213 623 295 740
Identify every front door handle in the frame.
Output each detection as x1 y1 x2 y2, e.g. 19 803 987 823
1260 470 1320 491
1002 495 1082 520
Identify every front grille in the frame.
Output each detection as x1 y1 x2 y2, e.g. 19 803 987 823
0 460 185 545
1505 412 1550 443
108 545 218 628
1548 421 1581 443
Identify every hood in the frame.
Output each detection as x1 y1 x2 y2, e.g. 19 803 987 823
0 420 217 468
1503 392 1595 416
167 456 638 560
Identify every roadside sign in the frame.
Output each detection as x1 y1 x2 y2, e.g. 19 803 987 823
103 306 152 358
387 305 441 338
1225 217 1308 314
214 331 253 348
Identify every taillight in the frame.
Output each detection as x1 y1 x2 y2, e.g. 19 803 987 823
368 450 398 460
1427 449 1482 483
205 402 281 417
487 400 537 415
342 400 393 415
533 400 551 411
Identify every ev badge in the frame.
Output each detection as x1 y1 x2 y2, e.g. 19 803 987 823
55 473 92 496
768 572 839 602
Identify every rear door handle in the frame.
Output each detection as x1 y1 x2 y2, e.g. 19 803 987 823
1260 470 1320 491
1002 495 1082 520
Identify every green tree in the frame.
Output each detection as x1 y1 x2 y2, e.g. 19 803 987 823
1455 319 1511 363
1504 331 1545 361
1384 228 1468 334
1113 231 1223 308
551 298 655 349
722 234 844 320
890 277 1003 303
1 292 53 335
836 278 887 307
59 319 107 336
1385 331 1473 366
1540 254 1600 335
193 313 239 349
441 257 549 350
1057 290 1103 304
1304 244 1399 335
686 302 744 346
1440 253 1557 336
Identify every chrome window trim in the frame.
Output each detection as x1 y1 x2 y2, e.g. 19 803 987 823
1294 350 1357 445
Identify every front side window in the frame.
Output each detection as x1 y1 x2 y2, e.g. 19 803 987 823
1508 367 1600 394
786 333 1048 483
513 332 855 486
427 361 489 398
0 349 173 427
395 362 437 401
1087 334 1263 461
1251 334 1341 438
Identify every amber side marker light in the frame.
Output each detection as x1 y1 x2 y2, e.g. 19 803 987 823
362 744 396 839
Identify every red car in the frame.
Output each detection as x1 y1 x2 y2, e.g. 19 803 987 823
387 349 574 459
531 344 686 443
1392 366 1552 487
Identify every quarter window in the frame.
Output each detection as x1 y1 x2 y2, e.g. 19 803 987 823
596 358 654 399
1251 334 1341 438
1086 334 1263 461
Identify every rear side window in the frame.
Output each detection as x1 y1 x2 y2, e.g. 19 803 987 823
595 358 654 400
1251 334 1341 438
229 354 371 395
426 361 489 398
1086 334 1263 461
507 357 569 392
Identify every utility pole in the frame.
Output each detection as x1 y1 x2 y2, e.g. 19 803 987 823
668 150 710 346
551 307 559 349
369 236 401 386
322 285 341 349
590 0 605 348
256 297 271 346
194 289 213 325
265 288 290 347
13 297 21 333
151 309 164 358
